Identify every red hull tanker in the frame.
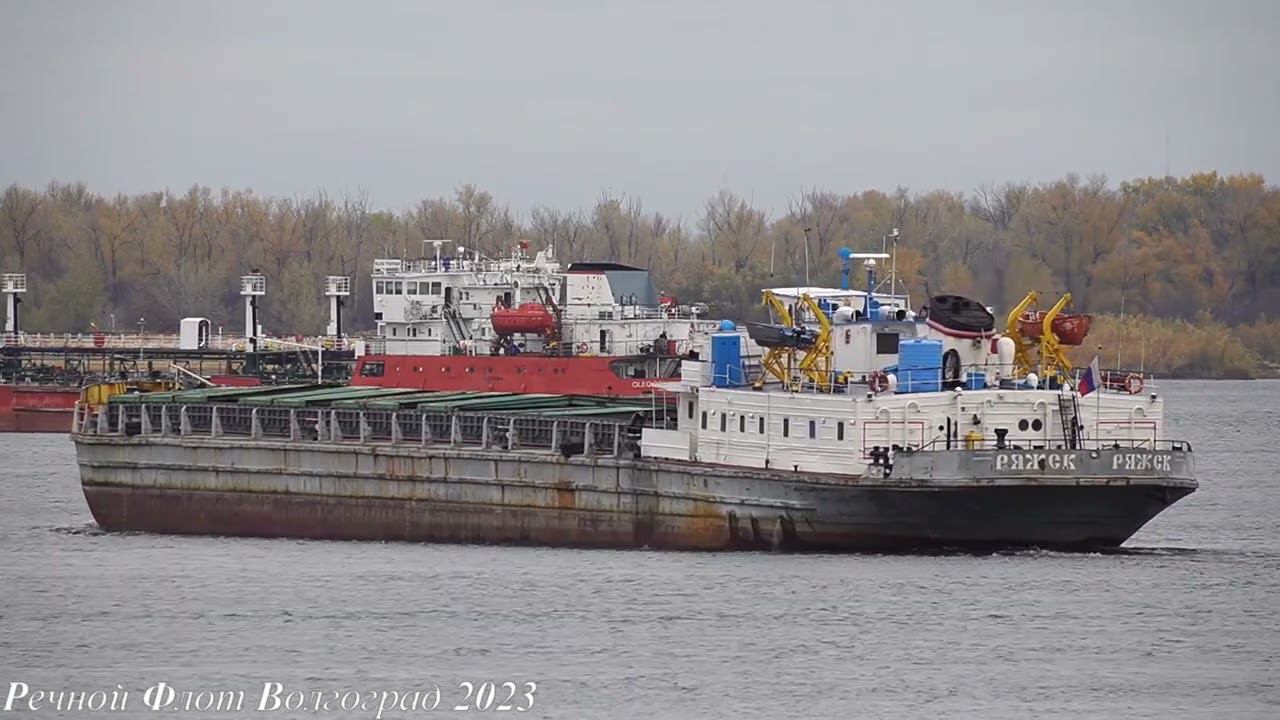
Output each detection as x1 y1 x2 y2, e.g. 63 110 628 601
0 385 79 433
350 354 678 397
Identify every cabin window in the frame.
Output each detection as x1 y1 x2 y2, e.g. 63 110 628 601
876 332 900 355
1018 419 1029 431
720 414 727 432
739 415 746 433
837 421 845 441
701 411 707 430
758 417 765 434
1032 419 1043 431
687 401 694 420
809 420 816 439
375 280 385 294
395 281 405 294
359 361 385 378
430 282 442 295
783 418 790 437
407 282 418 295
391 327 398 336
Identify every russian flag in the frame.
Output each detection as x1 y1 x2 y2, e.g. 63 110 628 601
1079 355 1101 397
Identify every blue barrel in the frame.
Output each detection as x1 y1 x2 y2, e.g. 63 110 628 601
897 338 942 393
965 370 987 390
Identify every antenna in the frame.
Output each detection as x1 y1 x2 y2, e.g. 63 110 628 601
802 227 812 286
888 227 900 305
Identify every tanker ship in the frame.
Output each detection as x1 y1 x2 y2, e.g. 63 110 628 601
71 254 1195 551
349 243 725 396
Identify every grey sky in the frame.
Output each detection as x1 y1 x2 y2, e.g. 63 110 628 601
2 0 1277 219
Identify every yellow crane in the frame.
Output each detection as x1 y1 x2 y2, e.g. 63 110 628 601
753 290 835 392
1004 290 1075 384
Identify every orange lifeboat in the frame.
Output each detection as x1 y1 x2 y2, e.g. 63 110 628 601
1018 311 1093 346
490 302 555 336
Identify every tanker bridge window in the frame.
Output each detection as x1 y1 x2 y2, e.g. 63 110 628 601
359 361 385 378
876 332 900 355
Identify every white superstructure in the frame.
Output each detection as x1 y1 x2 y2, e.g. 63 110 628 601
646 370 1163 476
370 244 721 357
644 283 1165 478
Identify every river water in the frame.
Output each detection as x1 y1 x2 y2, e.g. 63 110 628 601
1 380 1277 719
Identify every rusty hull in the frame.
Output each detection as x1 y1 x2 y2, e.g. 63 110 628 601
74 435 1194 551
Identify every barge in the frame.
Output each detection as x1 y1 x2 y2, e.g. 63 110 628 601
69 255 1197 551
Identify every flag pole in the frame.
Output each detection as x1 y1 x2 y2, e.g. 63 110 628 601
1094 353 1102 443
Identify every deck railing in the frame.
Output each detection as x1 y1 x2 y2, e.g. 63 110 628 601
74 402 641 459
913 437 1192 452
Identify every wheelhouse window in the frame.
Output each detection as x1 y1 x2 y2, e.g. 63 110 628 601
720 414 727 432
739 415 746 433
876 332 900 355
809 420 816 439
701 411 707 430
687 401 694 420
359 361 385 377
837 421 845 441
758 417 765 434
783 418 790 437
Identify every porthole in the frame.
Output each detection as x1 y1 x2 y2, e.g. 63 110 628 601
1031 419 1043 431
1018 419 1029 431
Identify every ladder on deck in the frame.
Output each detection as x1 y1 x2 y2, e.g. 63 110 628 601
1057 390 1083 449
443 304 471 347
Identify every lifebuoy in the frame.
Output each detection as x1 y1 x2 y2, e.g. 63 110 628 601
868 370 889 393
577 343 590 355
1125 373 1144 395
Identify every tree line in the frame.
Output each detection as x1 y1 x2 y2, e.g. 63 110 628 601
2 173 1278 376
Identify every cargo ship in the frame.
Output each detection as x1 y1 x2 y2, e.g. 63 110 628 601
349 244 725 396
71 256 1196 551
